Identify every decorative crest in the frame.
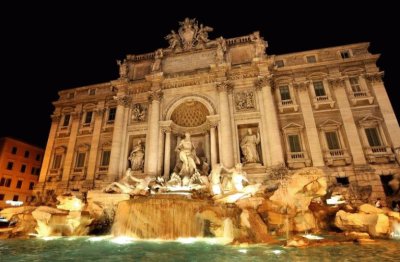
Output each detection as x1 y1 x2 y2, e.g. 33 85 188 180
165 18 213 52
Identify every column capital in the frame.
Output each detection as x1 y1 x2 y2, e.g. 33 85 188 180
255 75 274 90
216 81 233 93
113 95 132 107
148 89 163 102
363 72 384 83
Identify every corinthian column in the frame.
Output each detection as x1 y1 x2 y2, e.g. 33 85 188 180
256 76 284 165
108 95 130 181
163 127 172 179
216 81 235 168
144 90 163 175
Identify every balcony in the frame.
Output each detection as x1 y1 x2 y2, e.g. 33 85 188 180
286 151 312 169
313 95 335 109
47 168 62 182
350 90 374 106
324 149 351 166
79 123 94 135
278 99 299 113
96 166 109 180
71 167 86 181
365 146 395 164
58 126 71 138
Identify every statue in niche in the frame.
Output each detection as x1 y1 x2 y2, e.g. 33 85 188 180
116 59 128 78
128 140 145 171
131 104 146 121
175 132 200 178
151 49 163 72
215 37 227 64
240 128 261 164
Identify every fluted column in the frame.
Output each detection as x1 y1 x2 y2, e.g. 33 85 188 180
62 105 82 181
163 128 171 179
86 102 105 182
295 81 325 166
108 95 130 181
216 81 235 168
256 77 284 165
210 125 218 168
330 77 366 165
144 90 163 175
366 72 400 148
39 114 61 184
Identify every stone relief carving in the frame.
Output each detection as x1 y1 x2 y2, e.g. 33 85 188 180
165 18 213 52
235 90 255 111
131 103 147 122
128 139 145 171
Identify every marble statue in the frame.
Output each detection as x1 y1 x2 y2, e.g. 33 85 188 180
151 49 163 72
104 168 153 195
215 37 227 64
116 59 128 78
250 31 266 58
165 30 181 50
196 24 213 45
175 132 200 178
240 128 261 164
128 140 145 171
229 163 249 191
209 164 228 195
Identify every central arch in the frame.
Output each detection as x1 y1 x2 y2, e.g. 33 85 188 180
164 94 217 121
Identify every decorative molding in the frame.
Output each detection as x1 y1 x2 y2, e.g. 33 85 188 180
148 90 163 102
216 81 233 93
113 95 132 107
364 72 384 83
292 81 310 91
327 77 346 88
255 75 274 90
163 94 217 120
234 90 256 111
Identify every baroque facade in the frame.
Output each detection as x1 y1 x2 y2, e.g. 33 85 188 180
36 18 400 203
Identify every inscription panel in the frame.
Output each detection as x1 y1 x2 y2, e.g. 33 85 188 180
163 50 215 73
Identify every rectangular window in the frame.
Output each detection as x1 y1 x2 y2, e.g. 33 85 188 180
313 81 326 97
36 154 41 161
62 114 70 127
349 77 361 92
336 177 350 186
325 132 340 150
288 135 302 152
340 50 350 59
52 154 62 169
0 177 5 186
13 195 19 201
0 194 4 200
75 152 86 168
31 167 35 174
275 60 284 68
24 150 30 158
365 128 382 147
84 111 93 124
108 107 116 122
16 180 22 189
11 147 17 154
279 85 291 101
7 162 13 170
29 182 34 190
306 55 317 63
101 150 111 166
35 168 40 175
20 164 26 173
5 178 12 187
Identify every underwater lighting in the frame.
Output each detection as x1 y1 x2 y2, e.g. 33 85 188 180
238 249 248 254
302 234 324 240
41 236 61 241
272 250 283 255
110 236 135 244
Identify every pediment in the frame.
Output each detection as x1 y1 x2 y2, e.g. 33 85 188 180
319 119 342 128
282 122 303 130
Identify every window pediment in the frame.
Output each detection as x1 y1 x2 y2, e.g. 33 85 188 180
319 119 342 131
282 122 303 132
359 115 383 127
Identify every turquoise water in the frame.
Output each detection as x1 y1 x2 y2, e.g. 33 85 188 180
0 237 399 262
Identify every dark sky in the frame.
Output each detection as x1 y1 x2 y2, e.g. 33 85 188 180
1 2 399 148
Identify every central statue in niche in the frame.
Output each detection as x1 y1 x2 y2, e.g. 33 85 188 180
175 132 200 177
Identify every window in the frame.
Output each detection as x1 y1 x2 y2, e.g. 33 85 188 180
35 168 40 175
24 150 30 158
336 177 349 186
36 154 41 161
108 107 116 122
279 85 291 100
0 178 5 186
11 147 17 154
68 93 75 99
89 89 96 95
29 182 34 190
5 178 12 187
340 50 350 59
101 150 111 166
288 135 302 152
275 60 284 68
306 55 316 63
349 77 361 92
7 162 13 170
325 132 340 150
62 114 71 127
75 152 86 168
52 154 62 169
365 128 382 147
313 81 326 97
13 195 19 201
16 180 22 189
0 194 4 200
380 175 394 196
84 111 93 124
31 167 35 174
20 164 26 173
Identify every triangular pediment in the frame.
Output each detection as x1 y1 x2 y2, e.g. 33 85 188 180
359 114 383 124
319 119 342 128
282 122 303 130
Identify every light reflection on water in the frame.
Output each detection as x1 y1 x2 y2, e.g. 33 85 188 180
0 237 399 262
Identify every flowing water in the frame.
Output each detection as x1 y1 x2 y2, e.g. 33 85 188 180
1 237 399 261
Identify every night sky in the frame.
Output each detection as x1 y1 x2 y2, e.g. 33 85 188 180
1 2 399 148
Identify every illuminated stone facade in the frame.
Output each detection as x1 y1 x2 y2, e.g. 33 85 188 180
36 19 400 203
